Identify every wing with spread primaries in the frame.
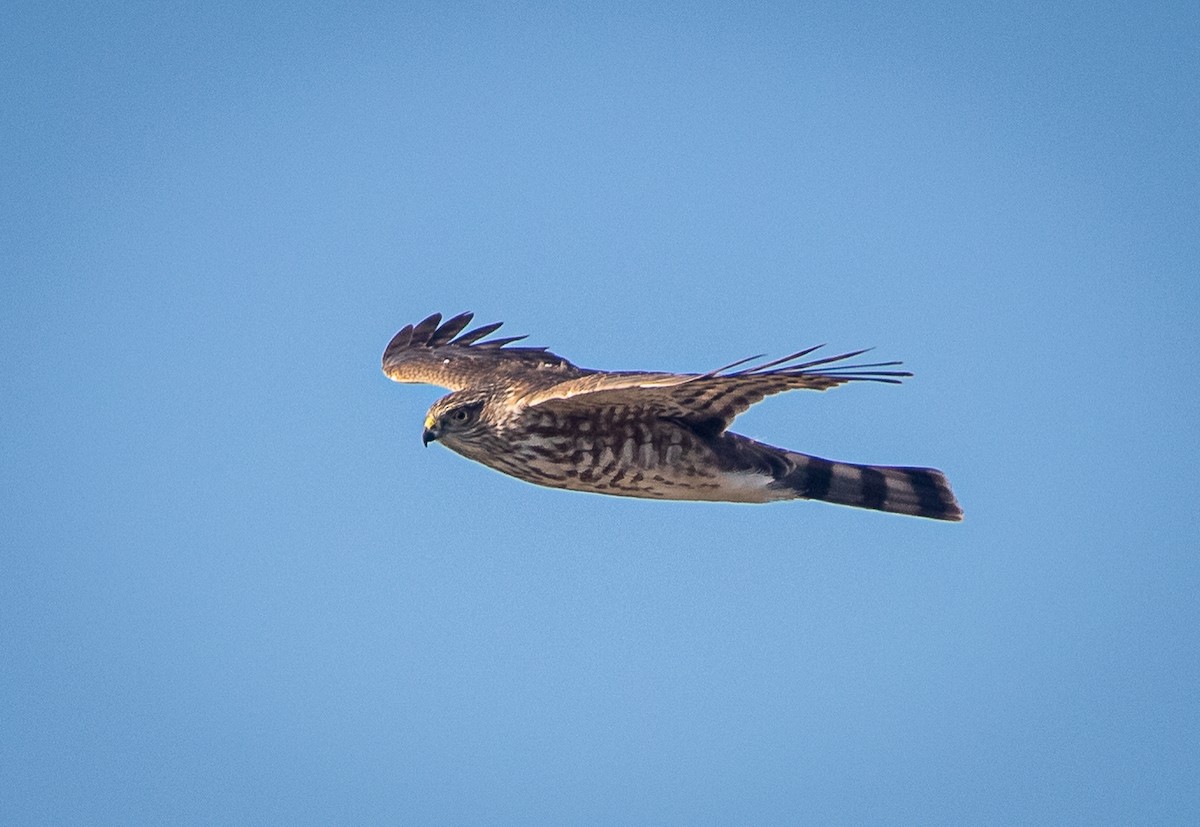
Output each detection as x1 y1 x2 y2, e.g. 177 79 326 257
522 345 911 434
381 312 586 392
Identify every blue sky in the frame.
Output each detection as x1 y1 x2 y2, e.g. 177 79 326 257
3 2 1198 823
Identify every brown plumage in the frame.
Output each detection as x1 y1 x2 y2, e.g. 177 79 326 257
382 312 962 521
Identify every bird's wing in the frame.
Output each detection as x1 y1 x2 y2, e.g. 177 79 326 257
381 312 585 392
521 346 910 434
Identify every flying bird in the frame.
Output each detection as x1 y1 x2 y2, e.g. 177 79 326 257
382 312 962 521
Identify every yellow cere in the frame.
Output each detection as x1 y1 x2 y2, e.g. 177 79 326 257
424 413 437 430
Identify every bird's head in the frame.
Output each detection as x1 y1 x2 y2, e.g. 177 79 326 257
422 390 495 450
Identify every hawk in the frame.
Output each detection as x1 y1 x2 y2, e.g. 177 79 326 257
382 312 962 521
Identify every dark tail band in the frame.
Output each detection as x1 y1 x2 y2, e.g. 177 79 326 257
770 454 963 521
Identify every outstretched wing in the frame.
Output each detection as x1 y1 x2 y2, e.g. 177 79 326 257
522 345 911 434
381 312 584 392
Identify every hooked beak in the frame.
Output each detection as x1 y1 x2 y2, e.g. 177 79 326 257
422 413 440 447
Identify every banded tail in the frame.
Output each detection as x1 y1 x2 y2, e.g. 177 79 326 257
769 452 962 521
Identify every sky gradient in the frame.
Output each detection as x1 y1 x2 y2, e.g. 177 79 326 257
3 2 1198 823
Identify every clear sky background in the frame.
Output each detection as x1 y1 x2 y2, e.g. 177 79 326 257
3 2 1198 824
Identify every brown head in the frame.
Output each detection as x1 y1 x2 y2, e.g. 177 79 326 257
421 389 499 453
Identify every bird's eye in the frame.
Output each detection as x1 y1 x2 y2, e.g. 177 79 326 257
450 408 471 423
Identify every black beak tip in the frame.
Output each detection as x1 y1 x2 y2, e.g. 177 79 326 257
422 428 436 446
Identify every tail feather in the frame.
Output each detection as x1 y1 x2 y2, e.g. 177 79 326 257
770 453 963 521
